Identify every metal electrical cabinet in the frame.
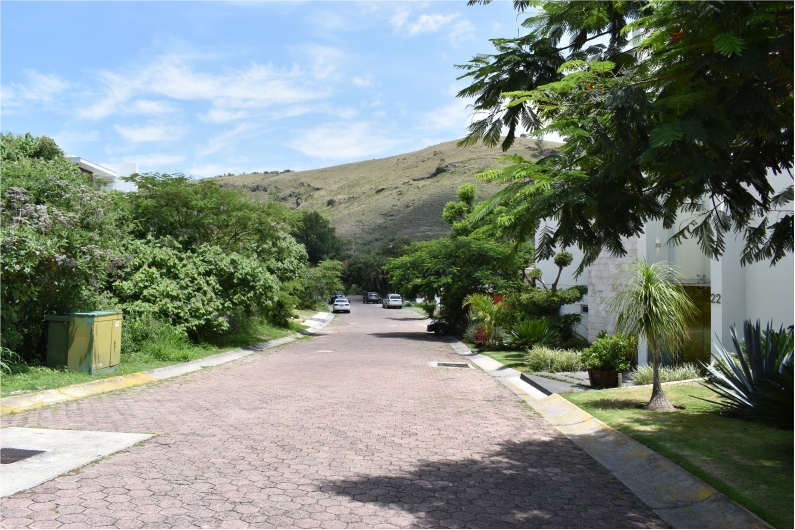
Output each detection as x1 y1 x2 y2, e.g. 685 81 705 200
44 312 123 375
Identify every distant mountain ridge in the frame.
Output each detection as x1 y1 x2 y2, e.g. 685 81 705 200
214 137 559 248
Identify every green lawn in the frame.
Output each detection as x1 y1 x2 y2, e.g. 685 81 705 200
564 383 793 529
478 349 531 372
1 320 305 397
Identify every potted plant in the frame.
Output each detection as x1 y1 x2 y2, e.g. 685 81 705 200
580 333 636 388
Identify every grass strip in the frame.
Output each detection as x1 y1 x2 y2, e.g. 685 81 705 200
478 350 532 373
563 383 793 529
1 320 304 397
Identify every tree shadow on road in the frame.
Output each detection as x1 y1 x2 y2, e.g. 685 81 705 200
367 332 444 342
318 438 661 528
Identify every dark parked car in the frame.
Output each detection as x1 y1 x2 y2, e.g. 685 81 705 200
328 291 345 304
363 292 381 304
426 320 447 335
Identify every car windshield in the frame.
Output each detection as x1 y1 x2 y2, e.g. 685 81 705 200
389 295 401 299
335 299 348 303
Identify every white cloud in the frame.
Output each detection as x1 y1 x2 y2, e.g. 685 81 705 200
306 45 344 79
288 122 401 159
448 20 475 46
199 108 250 123
390 6 411 31
114 124 184 143
186 162 247 179
52 128 101 146
419 102 472 131
198 123 255 157
78 53 332 120
353 75 375 87
121 153 186 167
407 13 459 35
130 100 174 115
2 71 69 109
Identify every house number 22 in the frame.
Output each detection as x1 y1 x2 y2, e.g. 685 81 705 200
710 294 721 304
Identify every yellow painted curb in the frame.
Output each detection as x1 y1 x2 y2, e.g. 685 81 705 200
526 393 593 426
1 372 157 415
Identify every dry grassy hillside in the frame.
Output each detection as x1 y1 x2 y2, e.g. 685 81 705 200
214 137 559 248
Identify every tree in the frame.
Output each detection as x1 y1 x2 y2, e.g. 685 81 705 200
292 210 343 265
607 260 697 411
504 251 587 345
460 1 793 273
1 133 126 359
385 237 532 332
124 173 298 257
442 184 478 236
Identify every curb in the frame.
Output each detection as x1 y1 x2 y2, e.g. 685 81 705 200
1 312 335 416
444 338 772 529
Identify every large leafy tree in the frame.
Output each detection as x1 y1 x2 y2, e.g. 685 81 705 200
292 210 343 265
385 237 532 331
460 1 793 272
1 134 127 358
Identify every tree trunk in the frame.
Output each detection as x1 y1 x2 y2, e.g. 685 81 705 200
646 347 675 412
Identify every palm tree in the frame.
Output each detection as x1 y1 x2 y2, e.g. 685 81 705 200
607 259 697 411
462 293 504 348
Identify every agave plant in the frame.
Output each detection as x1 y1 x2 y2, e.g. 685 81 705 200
701 320 793 427
509 320 559 349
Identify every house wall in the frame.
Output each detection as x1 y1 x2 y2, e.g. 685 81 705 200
101 163 139 192
532 170 793 361
586 236 639 342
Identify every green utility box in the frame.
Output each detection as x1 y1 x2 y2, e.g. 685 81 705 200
44 312 123 375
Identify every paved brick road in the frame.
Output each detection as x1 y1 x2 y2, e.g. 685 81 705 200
1 303 664 528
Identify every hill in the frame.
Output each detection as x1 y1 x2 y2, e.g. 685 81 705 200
214 137 560 248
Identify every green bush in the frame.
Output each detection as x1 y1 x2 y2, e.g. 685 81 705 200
502 284 587 343
526 346 583 372
419 301 437 319
580 333 636 371
121 315 195 363
508 320 560 349
629 363 701 386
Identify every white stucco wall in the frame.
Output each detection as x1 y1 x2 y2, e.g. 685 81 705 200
711 168 794 347
102 163 139 192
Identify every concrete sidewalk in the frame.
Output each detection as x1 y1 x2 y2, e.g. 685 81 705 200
1 312 334 416
446 338 772 529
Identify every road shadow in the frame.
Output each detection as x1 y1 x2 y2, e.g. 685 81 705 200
318 438 660 528
367 332 442 342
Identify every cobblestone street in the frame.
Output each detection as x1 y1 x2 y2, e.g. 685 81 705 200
1 304 664 528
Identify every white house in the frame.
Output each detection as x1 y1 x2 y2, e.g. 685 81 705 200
66 156 138 192
535 168 794 366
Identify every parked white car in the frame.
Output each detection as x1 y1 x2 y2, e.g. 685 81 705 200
383 294 403 309
332 298 351 313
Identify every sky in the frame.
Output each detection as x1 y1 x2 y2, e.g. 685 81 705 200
1 0 532 178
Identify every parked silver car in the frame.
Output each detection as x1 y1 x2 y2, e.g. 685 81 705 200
332 298 351 313
382 294 403 309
